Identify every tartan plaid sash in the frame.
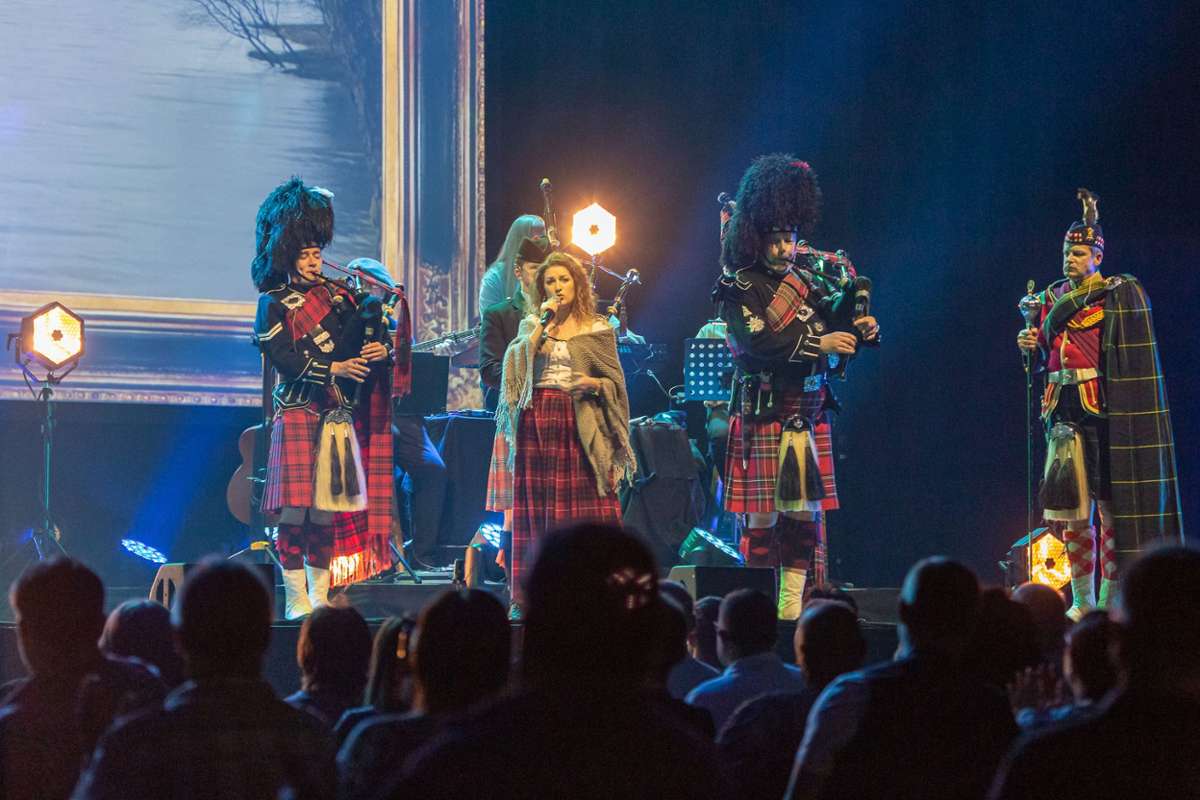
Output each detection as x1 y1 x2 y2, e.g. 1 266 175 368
287 284 348 343
764 270 811 333
1101 276 1183 564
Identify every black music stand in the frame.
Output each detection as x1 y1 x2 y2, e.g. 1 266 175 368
683 338 734 402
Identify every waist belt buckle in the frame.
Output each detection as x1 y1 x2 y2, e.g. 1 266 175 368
803 373 824 393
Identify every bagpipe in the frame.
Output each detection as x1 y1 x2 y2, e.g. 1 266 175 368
226 259 412 526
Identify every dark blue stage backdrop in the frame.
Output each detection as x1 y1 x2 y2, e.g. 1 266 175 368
484 0 1199 586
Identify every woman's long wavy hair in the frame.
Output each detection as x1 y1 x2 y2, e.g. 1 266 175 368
488 214 546 303
535 252 600 325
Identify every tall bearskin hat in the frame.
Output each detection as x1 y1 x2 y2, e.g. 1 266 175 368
1064 188 1103 252
251 177 335 291
720 154 822 272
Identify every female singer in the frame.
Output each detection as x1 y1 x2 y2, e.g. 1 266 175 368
478 214 547 313
494 252 637 616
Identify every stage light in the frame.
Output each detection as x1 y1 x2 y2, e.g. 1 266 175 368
475 522 504 550
13 302 85 372
572 202 616 257
1005 528 1071 590
121 538 168 565
678 527 743 567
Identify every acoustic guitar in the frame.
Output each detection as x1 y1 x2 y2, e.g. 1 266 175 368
227 354 278 527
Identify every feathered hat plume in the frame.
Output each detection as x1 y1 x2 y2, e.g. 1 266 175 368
720 154 822 272
1065 187 1104 252
251 177 335 291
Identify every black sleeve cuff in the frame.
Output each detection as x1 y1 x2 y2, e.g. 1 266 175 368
790 333 822 362
302 358 333 385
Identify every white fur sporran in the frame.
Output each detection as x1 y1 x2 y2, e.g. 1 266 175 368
313 408 368 512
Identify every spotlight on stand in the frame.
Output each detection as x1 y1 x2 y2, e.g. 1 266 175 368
11 302 85 374
1001 527 1071 590
677 527 743 567
5 301 86 562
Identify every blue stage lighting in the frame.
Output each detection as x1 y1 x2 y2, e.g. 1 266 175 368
678 527 743 566
475 522 504 550
121 538 167 564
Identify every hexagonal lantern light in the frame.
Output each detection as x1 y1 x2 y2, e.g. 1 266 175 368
16 301 85 372
1007 527 1071 590
571 202 616 257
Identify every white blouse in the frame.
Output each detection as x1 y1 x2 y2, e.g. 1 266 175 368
533 317 610 389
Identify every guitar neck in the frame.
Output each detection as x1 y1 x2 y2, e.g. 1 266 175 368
412 328 477 353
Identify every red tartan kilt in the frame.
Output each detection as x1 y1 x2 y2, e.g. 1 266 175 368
485 428 513 512
511 389 621 599
262 405 321 512
724 388 839 514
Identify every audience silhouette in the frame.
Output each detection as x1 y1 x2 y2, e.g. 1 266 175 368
71 559 336 800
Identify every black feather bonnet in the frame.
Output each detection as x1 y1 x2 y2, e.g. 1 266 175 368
720 154 822 272
251 177 335 291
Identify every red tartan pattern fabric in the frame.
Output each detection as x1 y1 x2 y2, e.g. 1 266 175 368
287 284 347 341
511 389 622 603
261 284 397 586
764 271 811 333
276 522 333 570
738 517 820 570
724 388 838 513
485 428 513 511
263 405 321 511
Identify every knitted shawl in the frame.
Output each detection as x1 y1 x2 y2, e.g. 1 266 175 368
496 317 637 496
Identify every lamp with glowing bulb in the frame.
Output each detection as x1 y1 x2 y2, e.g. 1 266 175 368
572 202 617 258
1003 527 1071 590
5 301 86 560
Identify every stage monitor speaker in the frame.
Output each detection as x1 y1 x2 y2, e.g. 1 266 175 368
150 562 276 612
666 565 776 603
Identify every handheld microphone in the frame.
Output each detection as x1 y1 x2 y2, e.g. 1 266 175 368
852 276 872 320
539 296 561 327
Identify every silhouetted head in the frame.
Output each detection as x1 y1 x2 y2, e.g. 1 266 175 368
10 558 105 676
1012 582 1068 663
364 615 417 712
101 599 185 687
647 594 690 684
1065 611 1118 703
659 581 696 633
964 588 1041 689
297 605 372 697
717 589 776 666
897 557 980 657
413 589 510 714
174 559 272 680
1114 546 1200 694
796 601 866 688
807 585 859 615
522 524 660 686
